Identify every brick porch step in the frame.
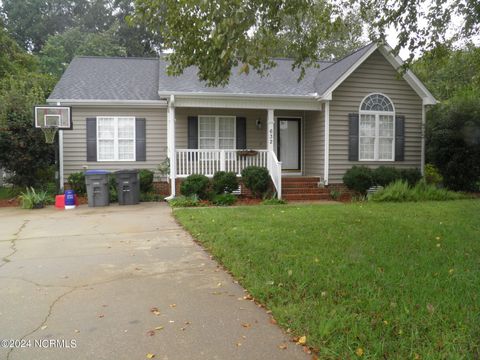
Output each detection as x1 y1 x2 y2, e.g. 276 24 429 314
282 182 319 189
282 177 319 183
283 187 329 195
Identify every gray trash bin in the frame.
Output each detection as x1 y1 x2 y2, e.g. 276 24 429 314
85 170 110 207
115 170 140 205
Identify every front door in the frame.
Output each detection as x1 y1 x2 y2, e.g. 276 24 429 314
277 118 301 171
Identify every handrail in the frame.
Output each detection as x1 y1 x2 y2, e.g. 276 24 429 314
267 150 282 199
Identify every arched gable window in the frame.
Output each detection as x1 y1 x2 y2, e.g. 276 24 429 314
359 93 395 161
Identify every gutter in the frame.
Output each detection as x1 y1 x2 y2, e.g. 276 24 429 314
47 99 168 107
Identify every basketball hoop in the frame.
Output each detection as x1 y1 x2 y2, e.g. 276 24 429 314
41 127 59 144
34 106 72 144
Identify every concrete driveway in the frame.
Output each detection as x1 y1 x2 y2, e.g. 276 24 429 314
0 203 309 360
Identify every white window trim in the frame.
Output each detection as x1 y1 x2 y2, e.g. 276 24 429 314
96 116 136 162
358 93 395 162
198 115 236 149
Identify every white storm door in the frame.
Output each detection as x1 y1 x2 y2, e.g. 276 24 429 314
278 118 300 170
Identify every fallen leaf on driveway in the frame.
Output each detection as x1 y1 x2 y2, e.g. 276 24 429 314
154 326 164 331
278 343 288 350
169 304 176 308
98 315 104 318
243 294 253 300
146 354 155 359
146 330 155 337
270 318 277 325
150 307 160 316
40 325 47 330
297 336 307 345
241 323 251 328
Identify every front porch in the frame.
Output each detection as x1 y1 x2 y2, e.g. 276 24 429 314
166 97 328 199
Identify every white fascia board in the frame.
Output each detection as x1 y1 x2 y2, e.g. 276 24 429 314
47 99 168 107
377 45 437 105
157 90 317 100
316 43 379 102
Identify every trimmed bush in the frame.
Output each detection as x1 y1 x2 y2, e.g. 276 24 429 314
241 166 270 198
180 174 210 199
169 195 200 207
212 171 239 194
212 193 237 206
139 169 154 193
343 166 373 194
370 180 465 202
424 164 443 186
399 168 422 186
372 166 400 186
67 172 86 195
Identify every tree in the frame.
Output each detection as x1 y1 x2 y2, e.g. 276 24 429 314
359 0 480 63
40 26 127 77
426 89 480 192
0 21 37 78
412 44 480 101
133 0 363 86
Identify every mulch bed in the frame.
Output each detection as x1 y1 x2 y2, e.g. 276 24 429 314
0 198 20 207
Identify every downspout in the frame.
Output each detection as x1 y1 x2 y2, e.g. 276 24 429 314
421 103 426 176
57 101 64 191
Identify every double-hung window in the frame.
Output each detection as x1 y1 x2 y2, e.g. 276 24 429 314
359 94 395 161
97 116 135 161
198 116 236 149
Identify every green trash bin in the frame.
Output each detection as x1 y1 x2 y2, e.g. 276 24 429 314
115 170 140 205
85 170 110 207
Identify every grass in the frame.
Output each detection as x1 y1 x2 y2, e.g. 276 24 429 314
370 180 466 202
0 186 22 200
174 200 480 359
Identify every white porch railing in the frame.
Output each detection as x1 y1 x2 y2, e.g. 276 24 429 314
175 149 282 198
267 150 282 199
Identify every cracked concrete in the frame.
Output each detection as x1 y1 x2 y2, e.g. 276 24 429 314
0 203 309 360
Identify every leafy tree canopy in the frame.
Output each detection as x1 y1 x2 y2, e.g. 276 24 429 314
133 0 479 86
134 0 364 86
0 21 37 78
39 25 127 77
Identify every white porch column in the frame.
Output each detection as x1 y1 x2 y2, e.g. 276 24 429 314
420 104 426 175
167 95 176 198
267 109 275 152
323 101 330 185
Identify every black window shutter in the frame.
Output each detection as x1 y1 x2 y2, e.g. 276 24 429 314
86 118 97 162
348 113 359 161
136 118 146 161
188 116 198 149
236 117 247 149
395 115 405 161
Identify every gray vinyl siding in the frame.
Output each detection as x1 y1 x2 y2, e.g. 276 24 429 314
63 106 167 178
304 110 324 177
329 50 423 183
175 108 305 150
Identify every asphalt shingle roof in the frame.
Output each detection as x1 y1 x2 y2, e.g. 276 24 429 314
48 57 160 101
48 43 376 101
158 58 332 96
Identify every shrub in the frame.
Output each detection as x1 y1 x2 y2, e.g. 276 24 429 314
426 90 480 191
262 198 286 205
180 174 210 199
169 195 200 207
399 168 422 186
241 166 270 198
212 193 237 206
212 171 239 194
424 164 443 186
370 180 465 202
343 166 373 194
139 169 154 193
67 172 86 195
19 187 53 209
108 174 118 202
372 166 400 186
330 189 342 200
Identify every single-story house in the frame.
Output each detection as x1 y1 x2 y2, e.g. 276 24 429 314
47 42 436 200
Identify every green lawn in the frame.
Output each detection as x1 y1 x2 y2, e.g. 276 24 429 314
174 200 480 359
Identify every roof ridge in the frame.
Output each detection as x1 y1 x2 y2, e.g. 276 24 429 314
317 42 375 74
74 55 160 60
